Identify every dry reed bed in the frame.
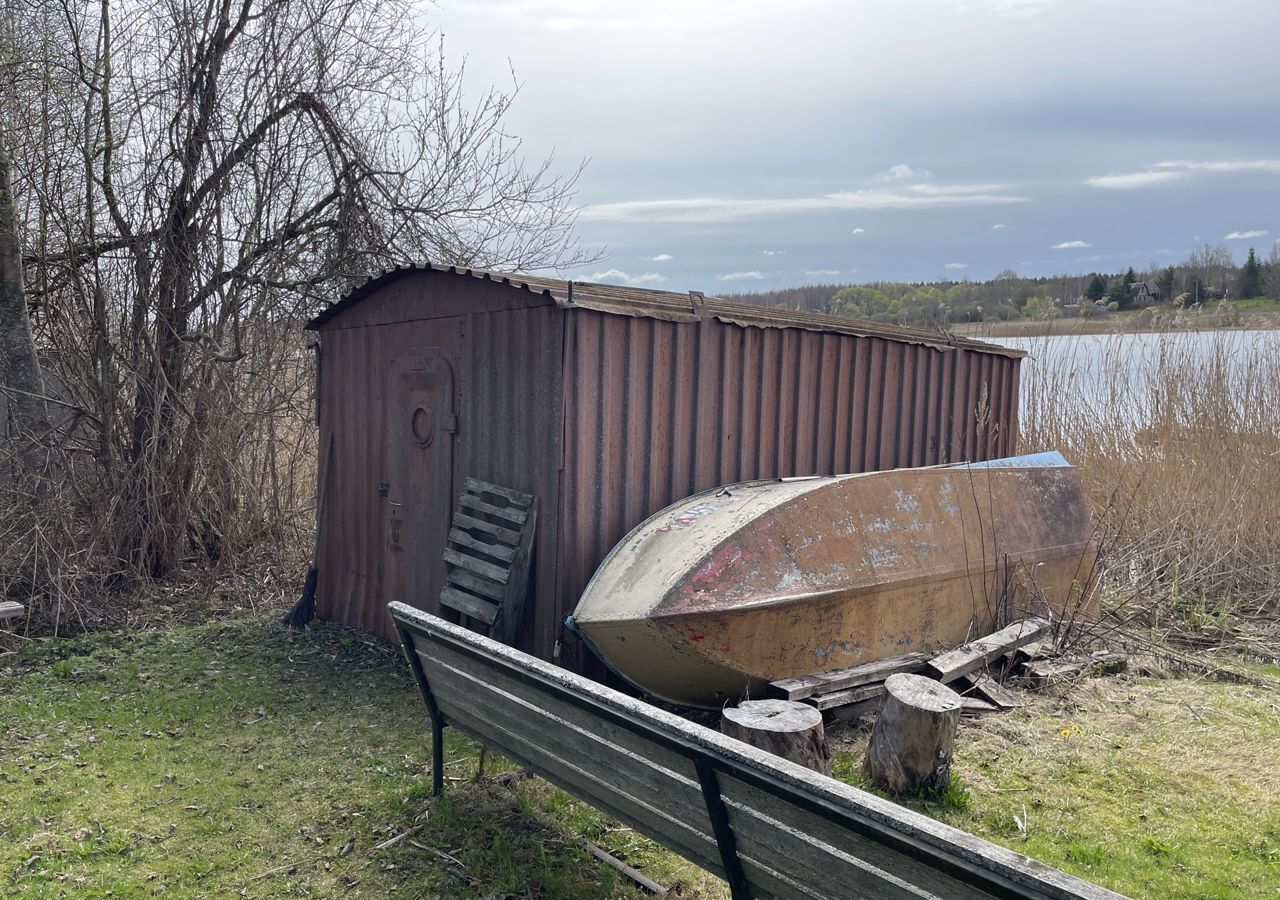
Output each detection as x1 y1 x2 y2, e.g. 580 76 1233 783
1015 329 1280 653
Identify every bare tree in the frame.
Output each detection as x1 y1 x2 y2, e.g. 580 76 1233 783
2 0 594 622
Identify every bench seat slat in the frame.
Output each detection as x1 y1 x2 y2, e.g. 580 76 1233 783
437 691 723 876
420 649 711 812
419 651 722 867
719 773 994 900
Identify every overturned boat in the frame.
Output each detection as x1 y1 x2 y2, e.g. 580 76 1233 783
570 452 1097 708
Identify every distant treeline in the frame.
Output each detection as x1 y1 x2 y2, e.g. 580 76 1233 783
727 243 1280 328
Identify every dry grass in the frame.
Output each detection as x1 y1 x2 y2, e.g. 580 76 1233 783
1015 329 1280 661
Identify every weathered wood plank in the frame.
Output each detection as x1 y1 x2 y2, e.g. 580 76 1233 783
959 673 1024 710
442 548 510 585
0 601 24 621
452 512 521 546
582 842 669 895
925 617 1052 684
769 653 926 701
418 651 720 867
458 493 528 526
825 696 884 723
718 773 996 900
447 527 517 563
445 567 504 601
809 682 885 712
436 698 722 876
464 476 534 508
498 499 538 647
438 587 499 625
960 697 998 715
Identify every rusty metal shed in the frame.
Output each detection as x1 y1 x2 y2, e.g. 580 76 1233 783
305 263 1025 676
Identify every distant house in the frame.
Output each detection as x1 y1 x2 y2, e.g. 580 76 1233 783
1130 282 1155 305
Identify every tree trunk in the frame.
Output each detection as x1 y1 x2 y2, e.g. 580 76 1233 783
721 699 831 776
0 128 50 473
862 674 961 794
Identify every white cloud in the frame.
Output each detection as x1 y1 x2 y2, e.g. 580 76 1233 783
1052 240 1091 249
759 249 786 256
878 163 932 181
1159 159 1280 174
944 262 969 270
716 271 764 282
1224 229 1269 240
1087 158 1280 190
642 253 673 262
991 223 1011 230
1085 170 1187 190
581 184 1027 224
906 182 1010 197
588 268 667 286
851 227 866 235
805 269 842 277
959 0 1057 19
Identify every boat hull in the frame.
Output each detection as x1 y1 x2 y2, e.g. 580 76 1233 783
572 456 1097 708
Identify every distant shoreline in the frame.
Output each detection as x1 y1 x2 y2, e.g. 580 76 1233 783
950 307 1280 339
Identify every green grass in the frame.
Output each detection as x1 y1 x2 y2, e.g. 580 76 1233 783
4 618 1278 899
0 619 714 899
830 678 1280 899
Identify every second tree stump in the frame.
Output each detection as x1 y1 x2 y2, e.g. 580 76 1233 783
721 699 831 776
862 673 962 794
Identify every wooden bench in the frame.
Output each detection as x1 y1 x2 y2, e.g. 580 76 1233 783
390 602 1124 900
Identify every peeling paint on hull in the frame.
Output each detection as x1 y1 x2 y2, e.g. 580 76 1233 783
573 456 1097 708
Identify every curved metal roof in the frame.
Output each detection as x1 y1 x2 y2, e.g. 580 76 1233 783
305 262 1024 358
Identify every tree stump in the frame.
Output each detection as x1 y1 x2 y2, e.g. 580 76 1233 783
862 673 961 794
721 699 831 776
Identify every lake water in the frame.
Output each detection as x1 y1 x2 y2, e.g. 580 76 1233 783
986 329 1280 421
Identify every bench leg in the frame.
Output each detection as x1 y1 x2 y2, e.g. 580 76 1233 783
695 759 751 900
431 713 445 797
398 627 449 797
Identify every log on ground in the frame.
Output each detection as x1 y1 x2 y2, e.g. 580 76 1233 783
721 699 831 776
862 673 962 794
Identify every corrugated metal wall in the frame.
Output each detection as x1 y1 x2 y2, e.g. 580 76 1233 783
458 305 565 657
556 310 1020 675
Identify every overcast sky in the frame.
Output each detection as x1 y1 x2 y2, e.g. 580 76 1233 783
431 0 1280 291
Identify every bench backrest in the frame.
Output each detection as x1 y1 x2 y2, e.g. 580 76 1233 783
390 602 1123 900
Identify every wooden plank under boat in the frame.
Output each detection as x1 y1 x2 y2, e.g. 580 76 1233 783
570 452 1097 708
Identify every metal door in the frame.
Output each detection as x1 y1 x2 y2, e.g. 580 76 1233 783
384 347 459 612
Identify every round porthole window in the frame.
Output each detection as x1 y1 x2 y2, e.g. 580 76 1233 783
411 406 435 448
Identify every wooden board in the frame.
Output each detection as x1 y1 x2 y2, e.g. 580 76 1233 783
391 603 1126 900
957 673 1025 710
438 477 537 644
0 601 24 622
925 617 1052 684
808 682 885 712
769 653 926 701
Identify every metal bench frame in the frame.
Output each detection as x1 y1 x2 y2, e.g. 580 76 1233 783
390 602 1123 900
